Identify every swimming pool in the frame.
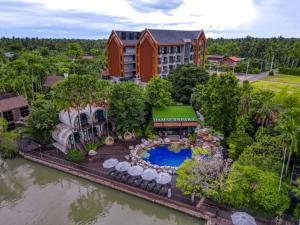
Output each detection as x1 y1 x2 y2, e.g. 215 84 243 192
144 145 192 167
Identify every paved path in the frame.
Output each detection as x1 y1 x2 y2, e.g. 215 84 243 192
235 72 268 82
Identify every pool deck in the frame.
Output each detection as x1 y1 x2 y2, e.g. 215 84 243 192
19 141 272 225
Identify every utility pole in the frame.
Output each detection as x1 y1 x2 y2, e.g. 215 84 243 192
270 55 275 72
246 60 250 75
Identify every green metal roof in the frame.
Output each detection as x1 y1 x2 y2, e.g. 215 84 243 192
152 105 199 122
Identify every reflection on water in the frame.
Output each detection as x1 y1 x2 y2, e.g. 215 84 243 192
0 159 204 225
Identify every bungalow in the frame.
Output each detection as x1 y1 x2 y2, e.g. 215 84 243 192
207 55 224 65
152 105 199 137
223 56 241 67
0 93 29 130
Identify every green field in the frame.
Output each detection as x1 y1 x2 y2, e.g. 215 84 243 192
253 74 300 96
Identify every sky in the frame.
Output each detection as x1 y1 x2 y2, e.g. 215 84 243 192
0 0 299 39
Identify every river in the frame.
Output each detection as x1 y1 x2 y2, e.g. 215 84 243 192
0 159 205 225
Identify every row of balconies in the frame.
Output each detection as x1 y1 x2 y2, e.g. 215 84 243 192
158 56 182 64
124 48 136 55
158 46 181 54
158 64 178 74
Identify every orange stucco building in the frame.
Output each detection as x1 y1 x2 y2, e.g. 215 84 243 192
106 28 206 82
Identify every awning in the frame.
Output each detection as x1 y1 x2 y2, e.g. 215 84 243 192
154 121 198 128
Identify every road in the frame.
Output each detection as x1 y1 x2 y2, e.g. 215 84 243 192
235 72 269 82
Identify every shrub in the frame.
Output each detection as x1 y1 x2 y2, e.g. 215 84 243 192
85 142 97 151
279 67 300 76
65 149 85 162
148 133 157 141
188 133 196 143
269 70 274 76
192 147 209 157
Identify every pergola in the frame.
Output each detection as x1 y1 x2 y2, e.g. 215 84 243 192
152 105 199 136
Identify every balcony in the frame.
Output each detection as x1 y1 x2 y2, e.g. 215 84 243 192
124 48 136 55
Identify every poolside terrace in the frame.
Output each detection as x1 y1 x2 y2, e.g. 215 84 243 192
19 138 272 225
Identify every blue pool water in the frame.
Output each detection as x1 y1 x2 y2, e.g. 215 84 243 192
144 145 192 167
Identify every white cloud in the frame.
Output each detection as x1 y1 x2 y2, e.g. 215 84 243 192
0 0 299 38
24 0 257 31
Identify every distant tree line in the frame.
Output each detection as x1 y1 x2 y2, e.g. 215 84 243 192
206 36 300 72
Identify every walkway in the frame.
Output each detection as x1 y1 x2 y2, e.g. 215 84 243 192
19 142 272 225
235 72 268 82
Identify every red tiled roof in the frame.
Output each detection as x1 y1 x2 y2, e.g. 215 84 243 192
225 56 240 62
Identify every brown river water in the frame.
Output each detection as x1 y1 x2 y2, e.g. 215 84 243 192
0 159 205 225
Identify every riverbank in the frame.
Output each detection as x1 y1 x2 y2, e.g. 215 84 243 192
19 144 271 225
0 158 205 225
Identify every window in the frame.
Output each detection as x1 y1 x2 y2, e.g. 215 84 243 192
121 32 127 40
163 57 168 64
190 54 194 61
176 56 181 62
20 106 29 117
3 110 13 122
7 122 15 131
129 32 134 40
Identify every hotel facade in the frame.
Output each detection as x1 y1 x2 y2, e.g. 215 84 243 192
106 28 206 82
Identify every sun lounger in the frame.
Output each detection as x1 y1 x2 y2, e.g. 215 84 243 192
140 180 150 189
146 181 156 192
133 177 143 187
153 184 162 194
159 186 168 196
121 174 130 183
127 176 137 185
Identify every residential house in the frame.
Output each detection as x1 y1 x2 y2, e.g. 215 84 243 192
0 93 29 130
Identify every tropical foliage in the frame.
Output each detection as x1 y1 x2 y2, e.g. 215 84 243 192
109 82 145 136
145 76 173 107
0 118 19 158
168 64 209 104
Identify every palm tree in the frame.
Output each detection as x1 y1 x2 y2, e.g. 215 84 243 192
53 79 77 149
95 80 112 137
277 113 300 191
86 76 97 141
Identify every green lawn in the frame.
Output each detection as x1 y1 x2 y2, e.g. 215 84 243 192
252 74 300 96
153 105 198 122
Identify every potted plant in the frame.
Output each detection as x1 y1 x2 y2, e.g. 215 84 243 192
123 131 132 141
85 142 97 156
105 136 114 145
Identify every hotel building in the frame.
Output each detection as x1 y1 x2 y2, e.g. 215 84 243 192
106 28 206 82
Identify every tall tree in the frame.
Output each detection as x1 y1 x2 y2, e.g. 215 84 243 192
168 64 209 104
145 76 173 107
109 82 145 136
191 73 241 137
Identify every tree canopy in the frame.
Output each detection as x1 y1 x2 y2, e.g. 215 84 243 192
168 64 209 104
145 76 173 107
109 82 145 136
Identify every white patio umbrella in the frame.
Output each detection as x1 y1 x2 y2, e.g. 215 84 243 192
231 212 257 225
102 158 119 169
115 161 131 172
141 168 158 181
156 172 172 185
128 165 144 176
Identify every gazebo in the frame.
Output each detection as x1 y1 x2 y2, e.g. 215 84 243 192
152 105 199 136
